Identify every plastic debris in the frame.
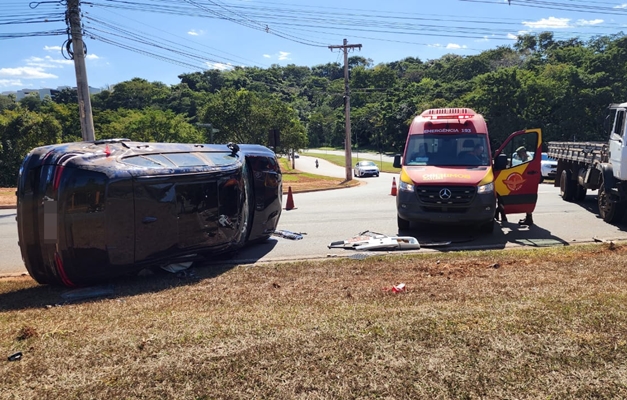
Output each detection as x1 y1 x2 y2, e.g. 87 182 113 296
392 283 406 293
161 261 193 274
382 283 407 293
273 230 306 240
8 352 22 361
328 231 420 251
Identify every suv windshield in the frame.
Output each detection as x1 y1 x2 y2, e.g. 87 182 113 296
405 134 490 167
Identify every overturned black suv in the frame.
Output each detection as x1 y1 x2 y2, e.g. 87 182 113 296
17 139 282 286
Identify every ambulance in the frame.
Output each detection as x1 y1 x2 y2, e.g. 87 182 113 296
393 108 542 233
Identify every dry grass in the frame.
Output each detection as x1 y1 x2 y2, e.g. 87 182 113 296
0 188 15 207
2 243 627 399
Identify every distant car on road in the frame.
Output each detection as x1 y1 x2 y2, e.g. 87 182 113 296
293 152 300 158
354 160 380 177
540 152 557 181
510 151 557 182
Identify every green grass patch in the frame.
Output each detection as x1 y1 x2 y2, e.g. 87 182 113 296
307 152 399 173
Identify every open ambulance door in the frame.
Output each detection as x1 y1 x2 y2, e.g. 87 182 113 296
493 129 543 215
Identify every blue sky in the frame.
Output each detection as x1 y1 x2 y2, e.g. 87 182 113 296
2 0 626 93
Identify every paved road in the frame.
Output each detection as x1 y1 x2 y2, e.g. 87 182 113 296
3 155 627 277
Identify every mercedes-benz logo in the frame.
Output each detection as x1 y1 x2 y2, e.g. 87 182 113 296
439 188 452 200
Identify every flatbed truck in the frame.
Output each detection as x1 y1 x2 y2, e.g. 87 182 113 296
548 102 627 223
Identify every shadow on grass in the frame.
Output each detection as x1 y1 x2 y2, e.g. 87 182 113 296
0 240 277 312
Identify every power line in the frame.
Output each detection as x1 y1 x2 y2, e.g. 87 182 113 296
95 6 266 67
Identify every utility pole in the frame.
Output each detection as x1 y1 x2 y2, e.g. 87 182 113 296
66 0 95 141
329 39 362 182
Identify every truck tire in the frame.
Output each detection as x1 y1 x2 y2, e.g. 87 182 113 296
397 215 410 230
574 184 587 202
559 169 576 201
598 184 626 223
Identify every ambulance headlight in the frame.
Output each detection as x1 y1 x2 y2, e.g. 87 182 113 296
399 181 414 192
477 182 494 194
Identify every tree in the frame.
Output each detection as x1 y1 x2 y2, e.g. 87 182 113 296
200 88 307 152
97 78 170 110
0 94 17 112
96 108 202 143
52 87 78 104
0 106 62 185
18 93 42 112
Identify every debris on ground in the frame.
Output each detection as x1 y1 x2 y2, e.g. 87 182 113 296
273 230 306 240
328 231 420 251
161 261 193 274
382 283 407 293
61 285 115 301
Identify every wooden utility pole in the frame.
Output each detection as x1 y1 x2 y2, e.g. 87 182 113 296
67 0 95 141
329 39 362 182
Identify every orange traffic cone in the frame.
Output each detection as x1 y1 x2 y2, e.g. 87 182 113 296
285 186 295 210
391 177 397 196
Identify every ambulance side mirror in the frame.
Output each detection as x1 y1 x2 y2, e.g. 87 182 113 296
393 154 402 168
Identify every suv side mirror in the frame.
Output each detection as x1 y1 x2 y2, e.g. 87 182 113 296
393 154 402 168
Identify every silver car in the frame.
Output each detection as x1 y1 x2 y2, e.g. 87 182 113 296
540 152 557 181
354 160 380 177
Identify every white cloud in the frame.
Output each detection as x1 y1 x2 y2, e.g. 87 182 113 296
263 54 271 58
86 54 100 60
576 19 603 26
188 29 204 36
0 79 23 88
428 43 467 49
0 67 57 80
44 45 62 52
26 56 72 69
507 33 519 40
206 62 233 71
614 3 627 8
278 51 291 61
522 17 570 29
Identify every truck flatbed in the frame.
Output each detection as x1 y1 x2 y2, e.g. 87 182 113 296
547 141 608 165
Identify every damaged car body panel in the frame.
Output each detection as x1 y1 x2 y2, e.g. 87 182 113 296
17 139 282 286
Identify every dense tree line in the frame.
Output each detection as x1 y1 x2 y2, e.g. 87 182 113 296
1 31 626 186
